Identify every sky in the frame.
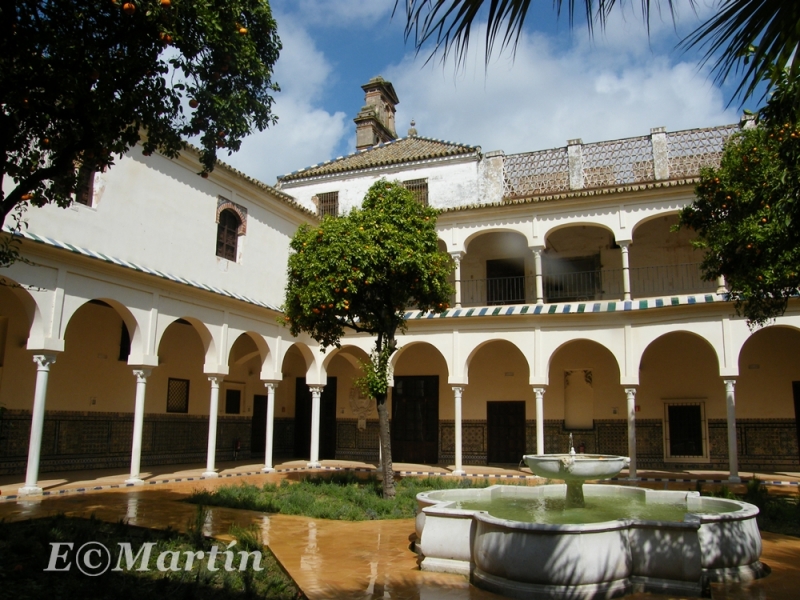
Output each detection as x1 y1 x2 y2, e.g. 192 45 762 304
224 1 759 186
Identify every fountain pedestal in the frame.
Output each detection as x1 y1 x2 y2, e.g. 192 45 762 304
523 453 630 508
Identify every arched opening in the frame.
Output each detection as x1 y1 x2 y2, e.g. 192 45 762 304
276 344 320 461
392 342 449 464
544 225 618 302
466 340 532 464
323 346 371 462
547 339 622 455
461 231 531 306
631 214 715 296
737 326 800 467
224 333 266 459
639 331 722 467
0 279 37 411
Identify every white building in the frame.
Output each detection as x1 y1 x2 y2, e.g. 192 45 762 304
1 77 798 496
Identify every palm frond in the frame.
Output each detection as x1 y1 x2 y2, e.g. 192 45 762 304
681 0 800 104
395 1 679 66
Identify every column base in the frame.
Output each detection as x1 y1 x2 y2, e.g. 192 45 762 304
261 466 275 473
450 470 466 476
202 471 219 478
124 477 145 486
18 485 43 497
307 461 321 469
626 476 640 482
728 476 742 483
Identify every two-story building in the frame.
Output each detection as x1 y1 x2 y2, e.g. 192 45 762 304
1 77 798 496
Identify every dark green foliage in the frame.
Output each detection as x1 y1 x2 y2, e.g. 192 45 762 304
702 479 800 538
187 475 492 521
0 513 298 599
678 69 800 325
0 0 281 259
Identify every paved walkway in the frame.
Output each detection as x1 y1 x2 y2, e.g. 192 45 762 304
1 461 799 598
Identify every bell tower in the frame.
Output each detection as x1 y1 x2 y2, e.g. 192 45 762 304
354 76 399 151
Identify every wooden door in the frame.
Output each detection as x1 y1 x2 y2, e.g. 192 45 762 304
391 376 439 464
487 401 526 464
251 394 268 454
294 378 337 460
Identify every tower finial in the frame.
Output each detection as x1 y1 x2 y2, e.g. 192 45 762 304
408 119 417 137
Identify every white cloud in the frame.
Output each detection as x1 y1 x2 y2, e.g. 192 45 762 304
385 17 738 154
223 19 347 184
273 0 394 29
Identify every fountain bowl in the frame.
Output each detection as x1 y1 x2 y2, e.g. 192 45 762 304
523 453 630 482
415 484 767 599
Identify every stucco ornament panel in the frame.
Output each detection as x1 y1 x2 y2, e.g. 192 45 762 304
349 387 374 429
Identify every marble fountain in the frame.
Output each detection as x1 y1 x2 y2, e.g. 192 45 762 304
415 441 766 599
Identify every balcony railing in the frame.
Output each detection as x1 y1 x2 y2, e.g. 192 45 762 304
455 263 718 308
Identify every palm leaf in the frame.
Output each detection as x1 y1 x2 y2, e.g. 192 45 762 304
681 0 800 103
395 1 680 66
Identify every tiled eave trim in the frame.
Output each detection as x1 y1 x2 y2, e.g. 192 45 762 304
279 151 481 186
403 293 728 320
4 227 282 312
442 178 700 214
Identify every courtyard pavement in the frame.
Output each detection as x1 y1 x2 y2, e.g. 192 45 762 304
0 459 799 598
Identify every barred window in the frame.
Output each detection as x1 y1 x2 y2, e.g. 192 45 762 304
402 178 428 206
75 166 95 206
316 191 339 218
664 401 707 459
167 378 190 413
216 209 240 261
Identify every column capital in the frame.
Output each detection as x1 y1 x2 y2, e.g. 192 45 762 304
132 368 152 382
529 245 546 254
451 385 465 395
263 381 280 391
449 250 465 262
308 384 325 393
618 239 632 248
208 375 223 386
32 354 57 370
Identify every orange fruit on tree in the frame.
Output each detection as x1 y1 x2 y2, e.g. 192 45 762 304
122 2 135 15
160 0 171 6
189 99 199 108
239 27 248 35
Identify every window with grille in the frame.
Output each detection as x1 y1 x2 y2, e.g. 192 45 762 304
402 178 428 206
216 209 240 261
167 378 190 413
75 166 95 206
664 401 707 459
225 389 241 414
316 191 339 217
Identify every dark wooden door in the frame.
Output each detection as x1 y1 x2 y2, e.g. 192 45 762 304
294 378 337 460
487 401 526 463
391 376 439 464
793 382 800 463
251 394 268 454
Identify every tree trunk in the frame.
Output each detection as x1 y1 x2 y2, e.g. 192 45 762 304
376 394 396 498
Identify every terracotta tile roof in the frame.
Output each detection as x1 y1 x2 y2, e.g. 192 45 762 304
278 136 480 182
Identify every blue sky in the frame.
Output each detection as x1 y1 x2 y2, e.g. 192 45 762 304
225 1 760 185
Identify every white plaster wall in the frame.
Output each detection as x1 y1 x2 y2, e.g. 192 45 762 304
278 157 481 214
18 150 308 308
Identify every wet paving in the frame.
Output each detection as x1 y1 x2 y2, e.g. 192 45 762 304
1 468 800 599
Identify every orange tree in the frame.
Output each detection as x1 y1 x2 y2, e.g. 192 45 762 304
1 0 280 265
679 69 800 325
282 180 453 498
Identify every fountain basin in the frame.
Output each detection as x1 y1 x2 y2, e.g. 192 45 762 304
415 484 766 599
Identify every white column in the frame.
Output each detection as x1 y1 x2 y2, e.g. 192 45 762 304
716 276 727 294
126 368 151 485
724 379 741 483
203 376 222 478
533 387 545 455
452 386 465 475
308 385 323 468
532 247 544 305
262 382 278 473
625 388 638 480
19 354 57 496
450 252 463 308
620 241 632 302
